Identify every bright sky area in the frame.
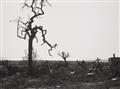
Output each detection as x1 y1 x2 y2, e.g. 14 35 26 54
0 0 119 61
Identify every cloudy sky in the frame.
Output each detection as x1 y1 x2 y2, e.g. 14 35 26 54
0 0 119 61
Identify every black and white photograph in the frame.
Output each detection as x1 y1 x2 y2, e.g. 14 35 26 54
0 0 120 89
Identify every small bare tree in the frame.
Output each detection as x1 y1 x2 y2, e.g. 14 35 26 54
17 0 57 76
58 51 70 66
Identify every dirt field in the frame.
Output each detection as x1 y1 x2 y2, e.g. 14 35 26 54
0 60 120 89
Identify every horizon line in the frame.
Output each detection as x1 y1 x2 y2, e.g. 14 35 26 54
0 58 109 62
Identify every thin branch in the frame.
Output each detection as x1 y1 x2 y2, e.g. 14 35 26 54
21 0 31 9
17 18 31 39
58 51 70 59
34 26 57 56
17 20 25 39
41 0 52 7
35 36 38 42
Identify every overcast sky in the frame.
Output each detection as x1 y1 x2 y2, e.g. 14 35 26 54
0 0 119 61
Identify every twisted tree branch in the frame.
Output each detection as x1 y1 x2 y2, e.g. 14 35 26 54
18 0 57 56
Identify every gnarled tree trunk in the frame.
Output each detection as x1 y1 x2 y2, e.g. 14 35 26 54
28 38 33 76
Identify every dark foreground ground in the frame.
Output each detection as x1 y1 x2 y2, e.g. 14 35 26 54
0 60 120 89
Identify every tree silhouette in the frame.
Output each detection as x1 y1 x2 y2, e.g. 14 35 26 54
58 51 70 66
17 0 57 76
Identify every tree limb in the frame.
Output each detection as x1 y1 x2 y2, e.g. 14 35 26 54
58 51 70 59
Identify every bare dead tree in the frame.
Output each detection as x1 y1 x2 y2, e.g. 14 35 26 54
58 51 70 66
17 0 57 76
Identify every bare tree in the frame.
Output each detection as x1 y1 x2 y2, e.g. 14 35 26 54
17 0 57 76
58 51 70 66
